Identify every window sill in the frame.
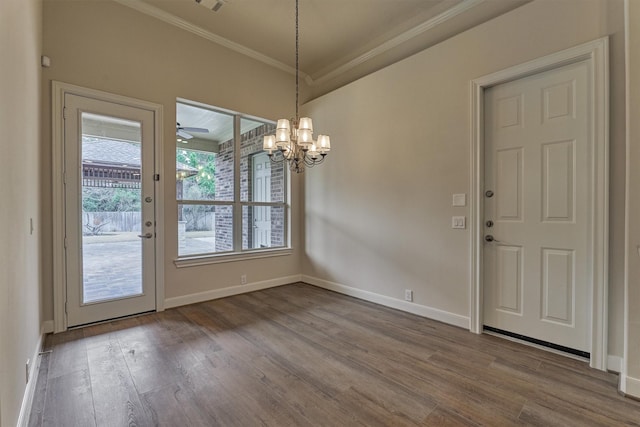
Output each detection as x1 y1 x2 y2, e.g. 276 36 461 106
174 248 293 268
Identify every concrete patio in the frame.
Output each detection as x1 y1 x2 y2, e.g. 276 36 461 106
82 232 217 302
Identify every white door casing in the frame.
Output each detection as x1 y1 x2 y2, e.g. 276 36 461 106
52 82 164 332
483 61 589 352
470 38 609 370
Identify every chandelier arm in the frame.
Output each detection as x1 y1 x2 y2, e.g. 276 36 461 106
302 153 326 167
267 152 285 165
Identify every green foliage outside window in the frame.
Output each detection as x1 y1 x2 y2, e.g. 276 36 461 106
176 149 216 198
82 187 141 212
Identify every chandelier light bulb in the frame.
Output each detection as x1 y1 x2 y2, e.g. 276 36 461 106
276 119 291 130
297 128 313 145
263 135 276 153
275 128 290 145
298 117 313 131
317 134 331 152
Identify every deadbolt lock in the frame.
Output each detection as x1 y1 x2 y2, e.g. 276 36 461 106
145 221 153 227
145 196 153 203
485 190 494 198
486 220 494 227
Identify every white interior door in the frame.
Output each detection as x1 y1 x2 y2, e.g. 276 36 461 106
64 93 156 327
252 152 271 248
483 60 590 353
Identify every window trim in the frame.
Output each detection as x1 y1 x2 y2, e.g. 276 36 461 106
174 247 293 268
175 101 290 261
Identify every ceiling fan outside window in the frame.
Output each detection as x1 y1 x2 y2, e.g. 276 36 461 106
176 123 210 142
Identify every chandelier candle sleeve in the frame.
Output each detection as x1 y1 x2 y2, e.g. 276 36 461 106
262 0 330 173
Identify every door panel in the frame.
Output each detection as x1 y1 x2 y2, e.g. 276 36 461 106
252 152 271 248
542 140 575 221
541 248 574 325
64 94 156 327
495 245 522 314
495 148 523 221
483 60 590 352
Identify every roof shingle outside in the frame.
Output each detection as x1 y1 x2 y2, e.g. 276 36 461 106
82 136 196 172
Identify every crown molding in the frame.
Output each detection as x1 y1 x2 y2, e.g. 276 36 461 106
113 0 484 87
306 0 484 86
112 0 300 77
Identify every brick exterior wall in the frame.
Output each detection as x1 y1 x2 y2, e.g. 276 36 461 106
214 123 285 251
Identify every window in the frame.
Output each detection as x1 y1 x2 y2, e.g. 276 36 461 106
176 100 288 258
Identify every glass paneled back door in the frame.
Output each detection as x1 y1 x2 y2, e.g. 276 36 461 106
64 94 156 327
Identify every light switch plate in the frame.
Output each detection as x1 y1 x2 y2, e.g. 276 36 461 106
452 193 466 207
452 216 466 229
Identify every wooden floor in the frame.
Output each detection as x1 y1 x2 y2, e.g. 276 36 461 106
29 283 640 426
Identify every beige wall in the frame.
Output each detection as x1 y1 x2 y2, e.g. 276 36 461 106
624 0 640 396
41 1 302 321
303 0 627 359
0 0 42 425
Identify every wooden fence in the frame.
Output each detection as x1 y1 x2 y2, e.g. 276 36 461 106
82 211 141 234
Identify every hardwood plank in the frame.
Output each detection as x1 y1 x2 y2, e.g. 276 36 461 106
27 351 50 427
45 329 89 379
41 369 95 427
179 305 362 426
29 283 640 426
231 293 440 422
86 335 154 427
423 405 484 426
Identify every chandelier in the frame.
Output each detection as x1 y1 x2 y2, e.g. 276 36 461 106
263 0 330 174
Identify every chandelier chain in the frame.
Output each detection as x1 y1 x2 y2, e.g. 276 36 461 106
262 0 330 174
295 0 299 121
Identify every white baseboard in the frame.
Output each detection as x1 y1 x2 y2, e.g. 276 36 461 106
41 320 54 334
620 374 640 399
164 274 302 309
301 275 470 329
17 331 45 427
607 355 623 373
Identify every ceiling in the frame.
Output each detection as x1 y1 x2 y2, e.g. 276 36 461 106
177 101 265 146
115 0 529 90
113 0 530 145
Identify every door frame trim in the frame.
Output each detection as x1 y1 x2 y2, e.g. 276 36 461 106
469 37 609 370
51 81 165 333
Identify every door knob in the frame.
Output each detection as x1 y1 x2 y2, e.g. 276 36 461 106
485 235 497 242
137 232 153 239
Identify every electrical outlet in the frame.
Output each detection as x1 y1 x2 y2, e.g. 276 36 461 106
404 289 413 302
241 274 247 285
26 359 31 383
